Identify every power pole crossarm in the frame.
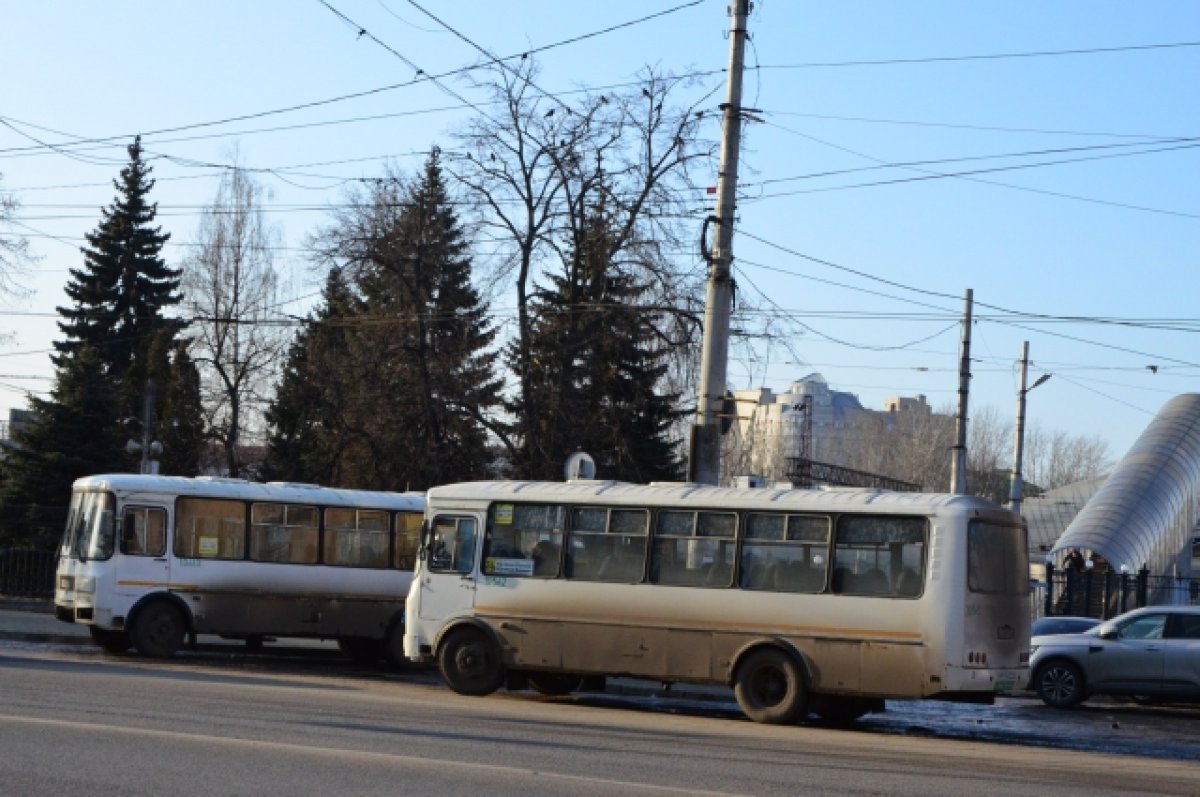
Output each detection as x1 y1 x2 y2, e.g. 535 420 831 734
689 0 751 486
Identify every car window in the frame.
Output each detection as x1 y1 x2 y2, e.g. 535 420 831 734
1033 617 1099 636
1170 614 1200 640
1117 614 1166 640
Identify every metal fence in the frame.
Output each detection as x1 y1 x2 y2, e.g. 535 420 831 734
0 548 56 598
1034 566 1199 621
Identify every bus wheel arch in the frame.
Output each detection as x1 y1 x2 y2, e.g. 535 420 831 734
128 594 191 659
436 621 505 697
731 642 811 724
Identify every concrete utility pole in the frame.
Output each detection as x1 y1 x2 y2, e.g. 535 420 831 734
689 0 751 486
949 289 973 494
1009 341 1050 516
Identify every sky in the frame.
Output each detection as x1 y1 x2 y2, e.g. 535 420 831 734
1 1 1198 466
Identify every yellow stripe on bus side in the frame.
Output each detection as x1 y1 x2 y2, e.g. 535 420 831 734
116 581 200 590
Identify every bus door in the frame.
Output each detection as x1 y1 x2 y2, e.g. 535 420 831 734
417 515 479 622
115 505 170 597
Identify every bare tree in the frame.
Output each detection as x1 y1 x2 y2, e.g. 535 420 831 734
182 164 286 477
449 59 713 466
1023 425 1111 491
0 175 34 301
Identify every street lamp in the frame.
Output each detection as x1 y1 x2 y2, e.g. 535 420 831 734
1009 341 1051 516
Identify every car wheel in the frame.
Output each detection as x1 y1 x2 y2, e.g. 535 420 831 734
733 647 808 724
1035 660 1086 708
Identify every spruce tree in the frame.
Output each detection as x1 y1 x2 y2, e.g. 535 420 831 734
0 346 121 547
352 150 502 489
55 136 182 387
0 138 187 544
262 267 361 484
288 149 502 490
514 200 682 482
155 336 206 476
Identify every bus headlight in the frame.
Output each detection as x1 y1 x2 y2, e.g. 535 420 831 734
75 576 96 594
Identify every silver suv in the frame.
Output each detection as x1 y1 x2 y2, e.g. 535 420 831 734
1029 605 1200 708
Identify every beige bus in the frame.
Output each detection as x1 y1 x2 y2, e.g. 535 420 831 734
404 480 1030 724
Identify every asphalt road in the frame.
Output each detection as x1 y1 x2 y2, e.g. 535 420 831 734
3 599 1200 796
4 644 1200 797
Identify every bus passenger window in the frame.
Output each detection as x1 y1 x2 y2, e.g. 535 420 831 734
740 512 829 593
483 503 565 578
833 515 926 598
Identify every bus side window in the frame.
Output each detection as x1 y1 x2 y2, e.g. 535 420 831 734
121 507 166 557
121 512 142 554
430 517 476 574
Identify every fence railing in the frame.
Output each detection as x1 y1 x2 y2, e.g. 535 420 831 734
0 548 57 598
1034 566 1199 620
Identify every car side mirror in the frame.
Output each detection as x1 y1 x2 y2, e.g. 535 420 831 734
1099 628 1118 640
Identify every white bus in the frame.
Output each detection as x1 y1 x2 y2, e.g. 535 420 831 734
404 480 1030 724
54 474 424 662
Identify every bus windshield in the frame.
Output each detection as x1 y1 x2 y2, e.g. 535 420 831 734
60 491 116 562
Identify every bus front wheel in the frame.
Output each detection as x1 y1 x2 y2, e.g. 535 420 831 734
734 647 808 724
130 601 186 659
439 627 504 696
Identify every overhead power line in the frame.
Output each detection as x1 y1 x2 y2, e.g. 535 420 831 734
758 40 1200 70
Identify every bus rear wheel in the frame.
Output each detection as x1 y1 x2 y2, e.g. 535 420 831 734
439 627 504 696
528 673 583 696
130 600 187 659
88 626 131 654
734 647 808 724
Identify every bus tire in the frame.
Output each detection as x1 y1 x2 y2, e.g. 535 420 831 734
734 647 808 724
438 627 504 697
1034 659 1086 708
130 600 187 659
527 673 583 696
88 626 131 654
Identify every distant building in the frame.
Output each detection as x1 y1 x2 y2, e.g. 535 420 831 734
726 373 940 485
